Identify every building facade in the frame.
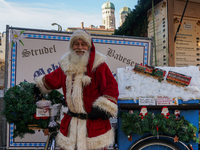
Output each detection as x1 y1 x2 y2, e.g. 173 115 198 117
119 6 131 27
67 1 131 35
101 1 116 29
0 33 5 88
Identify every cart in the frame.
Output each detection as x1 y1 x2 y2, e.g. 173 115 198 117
116 66 200 150
116 99 199 150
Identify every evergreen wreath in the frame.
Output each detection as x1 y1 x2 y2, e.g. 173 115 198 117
119 111 199 143
2 82 66 138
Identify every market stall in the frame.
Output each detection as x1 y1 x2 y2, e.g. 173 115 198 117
117 65 200 150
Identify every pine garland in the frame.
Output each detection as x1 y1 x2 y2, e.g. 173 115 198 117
119 111 199 143
2 82 66 138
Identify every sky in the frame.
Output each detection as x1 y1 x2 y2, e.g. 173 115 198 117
0 0 138 33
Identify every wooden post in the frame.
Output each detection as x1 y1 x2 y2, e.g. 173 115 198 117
167 0 175 66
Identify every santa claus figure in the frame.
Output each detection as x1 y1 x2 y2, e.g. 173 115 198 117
129 110 133 114
174 110 180 121
139 106 148 120
161 106 170 119
34 29 119 150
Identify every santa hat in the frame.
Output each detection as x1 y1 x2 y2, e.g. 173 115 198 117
69 29 92 50
69 29 95 77
161 106 168 112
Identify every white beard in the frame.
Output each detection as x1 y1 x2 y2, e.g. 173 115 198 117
69 49 90 68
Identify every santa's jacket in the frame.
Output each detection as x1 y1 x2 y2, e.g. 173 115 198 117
35 51 119 150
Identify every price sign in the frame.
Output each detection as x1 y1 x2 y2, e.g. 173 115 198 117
139 98 156 105
157 96 178 105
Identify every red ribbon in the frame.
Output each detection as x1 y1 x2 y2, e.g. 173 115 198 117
156 126 159 131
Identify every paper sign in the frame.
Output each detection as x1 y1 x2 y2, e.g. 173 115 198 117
157 96 178 105
36 108 50 117
139 98 156 105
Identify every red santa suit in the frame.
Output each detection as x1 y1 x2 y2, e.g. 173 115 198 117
35 30 119 150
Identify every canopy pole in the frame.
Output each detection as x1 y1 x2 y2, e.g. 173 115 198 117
174 0 189 42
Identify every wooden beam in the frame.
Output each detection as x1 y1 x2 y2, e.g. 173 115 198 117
119 103 200 110
167 0 175 66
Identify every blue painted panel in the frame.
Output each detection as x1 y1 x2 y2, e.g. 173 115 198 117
117 100 199 150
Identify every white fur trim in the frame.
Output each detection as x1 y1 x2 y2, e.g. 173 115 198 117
59 52 69 63
77 119 87 150
72 73 86 113
70 29 92 49
56 117 78 150
82 75 91 86
34 75 51 93
56 121 114 150
56 117 87 150
65 72 86 113
92 51 106 71
65 73 76 112
87 128 115 150
93 96 118 117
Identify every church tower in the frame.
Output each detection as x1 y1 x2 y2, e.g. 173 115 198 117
119 5 131 26
101 0 115 29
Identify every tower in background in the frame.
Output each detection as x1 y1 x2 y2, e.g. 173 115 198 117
101 0 115 29
119 5 131 26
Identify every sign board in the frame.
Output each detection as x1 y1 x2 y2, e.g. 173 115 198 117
147 0 168 66
157 96 178 105
139 97 156 105
174 16 200 67
36 108 50 117
6 28 152 149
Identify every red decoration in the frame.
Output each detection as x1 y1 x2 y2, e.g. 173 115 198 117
174 110 180 121
161 106 170 119
33 113 49 120
139 106 148 120
156 126 159 131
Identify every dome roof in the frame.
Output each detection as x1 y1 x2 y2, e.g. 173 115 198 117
119 6 131 14
102 1 115 10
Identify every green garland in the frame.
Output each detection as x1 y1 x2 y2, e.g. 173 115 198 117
119 111 199 143
2 82 66 138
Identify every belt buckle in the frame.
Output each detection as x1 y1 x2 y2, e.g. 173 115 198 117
77 114 81 119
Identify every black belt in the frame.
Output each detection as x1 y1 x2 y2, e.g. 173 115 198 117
67 110 88 120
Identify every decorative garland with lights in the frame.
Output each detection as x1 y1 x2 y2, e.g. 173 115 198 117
119 111 199 143
2 82 66 138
